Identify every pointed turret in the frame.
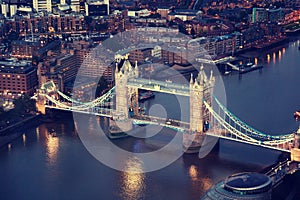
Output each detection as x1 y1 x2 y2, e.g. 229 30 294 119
197 64 207 85
190 73 194 84
115 62 119 74
210 70 213 80
297 125 300 135
134 60 139 77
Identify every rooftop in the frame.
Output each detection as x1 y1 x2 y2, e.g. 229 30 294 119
0 59 34 74
224 172 272 192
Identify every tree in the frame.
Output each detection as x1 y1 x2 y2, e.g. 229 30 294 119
13 94 36 114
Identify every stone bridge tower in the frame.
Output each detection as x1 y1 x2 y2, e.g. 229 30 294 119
114 56 139 119
291 126 300 162
184 65 215 153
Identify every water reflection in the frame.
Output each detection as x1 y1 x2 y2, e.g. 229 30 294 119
189 165 198 181
254 57 258 65
22 133 26 146
7 143 11 151
36 127 40 141
278 50 282 62
189 165 214 191
120 157 146 200
273 52 276 64
267 54 271 64
45 129 59 166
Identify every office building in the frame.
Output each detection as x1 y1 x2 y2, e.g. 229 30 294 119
0 59 38 99
32 0 52 12
85 0 109 16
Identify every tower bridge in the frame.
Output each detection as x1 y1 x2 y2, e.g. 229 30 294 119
33 57 300 161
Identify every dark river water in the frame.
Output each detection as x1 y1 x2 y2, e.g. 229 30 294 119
1 39 300 200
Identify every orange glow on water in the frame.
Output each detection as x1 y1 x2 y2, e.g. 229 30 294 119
8 143 11 151
267 54 271 64
46 133 59 166
189 165 198 181
278 50 282 62
120 157 146 200
22 133 26 145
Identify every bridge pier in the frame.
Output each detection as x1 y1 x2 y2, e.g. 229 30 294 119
36 90 46 114
183 132 205 153
108 116 133 139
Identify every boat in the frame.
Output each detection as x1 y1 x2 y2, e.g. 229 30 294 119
224 71 231 75
139 91 155 102
239 63 263 74
107 118 132 139
108 126 128 139
49 128 57 137
294 111 300 121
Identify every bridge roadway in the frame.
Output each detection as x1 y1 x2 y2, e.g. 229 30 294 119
127 78 190 96
45 105 113 118
132 115 292 153
195 56 236 65
132 115 190 132
43 93 293 153
37 80 295 154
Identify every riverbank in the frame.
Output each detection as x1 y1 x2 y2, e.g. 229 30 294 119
0 113 42 147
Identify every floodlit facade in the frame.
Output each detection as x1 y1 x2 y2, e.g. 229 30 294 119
33 0 52 12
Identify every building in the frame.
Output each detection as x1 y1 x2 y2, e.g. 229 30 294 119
70 0 80 12
157 7 170 18
128 48 152 63
9 4 17 17
151 46 162 58
32 40 61 65
0 59 38 99
202 172 272 200
79 48 113 83
85 0 109 16
11 40 41 59
37 51 79 92
32 0 52 12
161 47 188 65
252 8 267 23
167 9 201 22
252 7 283 23
214 34 236 56
187 34 237 58
267 8 283 22
1 3 9 18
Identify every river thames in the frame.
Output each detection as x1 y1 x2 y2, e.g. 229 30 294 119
1 39 300 200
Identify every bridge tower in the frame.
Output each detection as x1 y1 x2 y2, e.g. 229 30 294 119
115 57 139 118
112 56 139 133
184 65 215 153
36 89 46 114
291 126 300 162
35 81 58 115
